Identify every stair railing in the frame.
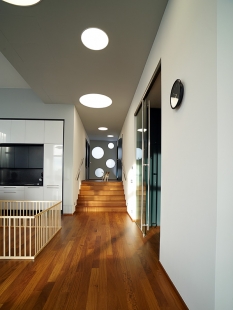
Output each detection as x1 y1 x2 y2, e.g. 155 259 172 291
121 160 127 181
76 158 84 181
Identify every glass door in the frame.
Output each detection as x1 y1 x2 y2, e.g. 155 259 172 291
135 100 150 236
117 137 122 181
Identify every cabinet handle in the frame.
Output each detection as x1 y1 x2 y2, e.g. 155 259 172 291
46 185 59 187
4 187 16 189
27 187 40 189
4 191 16 193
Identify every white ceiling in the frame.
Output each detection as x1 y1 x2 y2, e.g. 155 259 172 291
0 0 167 140
0 52 30 88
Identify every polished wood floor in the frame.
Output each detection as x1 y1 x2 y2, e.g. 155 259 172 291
0 212 187 310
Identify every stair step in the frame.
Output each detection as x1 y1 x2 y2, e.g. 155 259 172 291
78 195 125 201
79 190 124 196
77 201 126 207
76 206 127 212
81 186 124 191
82 181 123 186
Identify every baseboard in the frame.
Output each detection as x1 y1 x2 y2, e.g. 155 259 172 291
127 212 136 222
158 261 188 309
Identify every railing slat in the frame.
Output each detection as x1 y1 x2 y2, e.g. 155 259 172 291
0 200 61 260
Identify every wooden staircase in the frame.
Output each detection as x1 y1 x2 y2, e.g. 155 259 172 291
76 180 127 212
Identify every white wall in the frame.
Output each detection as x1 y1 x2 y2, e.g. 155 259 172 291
216 1 233 309
121 1 218 309
72 107 89 213
0 88 87 214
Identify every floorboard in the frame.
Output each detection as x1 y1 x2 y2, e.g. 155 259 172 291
0 212 188 310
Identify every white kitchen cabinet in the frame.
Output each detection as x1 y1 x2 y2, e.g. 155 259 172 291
25 120 44 143
24 186 43 201
43 144 63 201
44 144 63 186
0 186 24 200
44 185 61 201
44 121 63 144
0 120 11 143
10 120 26 143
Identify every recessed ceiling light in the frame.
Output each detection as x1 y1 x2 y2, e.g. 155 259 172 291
79 94 112 108
2 0 41 5
98 127 108 131
81 28 109 50
107 135 114 137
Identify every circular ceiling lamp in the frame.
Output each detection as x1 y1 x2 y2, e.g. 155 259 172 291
2 0 41 5
98 127 108 131
81 28 109 50
107 135 114 137
79 94 112 109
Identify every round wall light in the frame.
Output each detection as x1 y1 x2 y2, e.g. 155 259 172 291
92 147 104 159
95 168 104 178
81 28 109 50
2 0 41 5
106 159 115 168
79 94 112 108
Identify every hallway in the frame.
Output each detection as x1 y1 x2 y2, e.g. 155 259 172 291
0 212 187 309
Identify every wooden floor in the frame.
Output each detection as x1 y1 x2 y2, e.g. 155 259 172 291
0 212 187 310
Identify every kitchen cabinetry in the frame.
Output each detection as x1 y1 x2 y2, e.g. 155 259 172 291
0 186 24 200
0 146 14 168
0 120 63 203
25 120 44 143
43 144 62 201
10 120 25 143
24 186 43 201
0 120 11 143
44 121 63 144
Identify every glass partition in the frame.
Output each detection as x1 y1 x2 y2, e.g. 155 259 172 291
135 100 150 236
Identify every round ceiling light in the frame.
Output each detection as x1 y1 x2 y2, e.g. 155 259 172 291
2 0 41 5
98 127 108 131
79 94 112 109
81 28 109 50
107 135 114 137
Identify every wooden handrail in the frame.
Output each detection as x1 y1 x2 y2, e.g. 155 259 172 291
121 160 127 181
76 158 84 181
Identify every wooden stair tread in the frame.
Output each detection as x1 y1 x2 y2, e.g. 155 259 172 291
81 181 123 186
79 190 124 195
78 195 125 201
82 185 123 191
77 201 126 206
76 206 126 212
